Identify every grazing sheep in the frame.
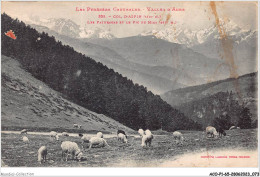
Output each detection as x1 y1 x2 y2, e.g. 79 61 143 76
50 131 57 137
141 129 153 147
50 131 57 140
62 132 69 137
138 129 145 137
20 129 27 134
89 137 109 149
96 132 103 138
78 133 83 137
237 127 240 129
38 146 47 164
117 130 127 138
172 131 184 144
229 126 237 130
117 133 128 143
22 136 29 143
206 126 218 138
61 141 83 161
55 134 59 141
81 135 91 143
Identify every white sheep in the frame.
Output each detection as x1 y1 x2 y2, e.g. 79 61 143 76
138 129 145 137
96 132 103 138
117 133 128 143
81 135 91 143
237 127 240 129
61 141 83 161
141 129 153 147
62 132 69 136
22 136 29 143
172 131 184 144
206 126 218 138
50 131 57 137
49 131 58 140
89 137 109 149
38 146 47 164
20 129 27 134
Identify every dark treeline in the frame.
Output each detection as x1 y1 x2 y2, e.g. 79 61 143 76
178 91 255 129
1 13 201 131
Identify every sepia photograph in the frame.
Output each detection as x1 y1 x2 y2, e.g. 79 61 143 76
0 1 259 176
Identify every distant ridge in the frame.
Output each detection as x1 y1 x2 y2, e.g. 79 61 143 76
161 72 257 128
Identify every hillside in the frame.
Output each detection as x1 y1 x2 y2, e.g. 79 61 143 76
1 13 201 131
86 36 227 86
177 91 257 128
161 73 257 128
161 72 257 107
29 24 184 94
1 55 133 133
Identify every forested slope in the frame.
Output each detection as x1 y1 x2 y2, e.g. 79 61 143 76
1 13 201 131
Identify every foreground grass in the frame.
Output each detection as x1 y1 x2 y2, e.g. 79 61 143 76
1 129 257 167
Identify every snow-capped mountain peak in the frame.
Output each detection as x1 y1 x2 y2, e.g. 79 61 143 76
20 16 115 39
45 18 81 38
79 27 115 39
140 19 256 47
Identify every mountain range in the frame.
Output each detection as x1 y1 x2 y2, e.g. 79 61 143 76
141 19 257 77
2 13 257 132
25 16 257 48
21 16 258 95
2 13 202 131
141 19 256 47
25 16 115 39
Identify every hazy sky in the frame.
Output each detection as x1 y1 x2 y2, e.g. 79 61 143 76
2 1 258 37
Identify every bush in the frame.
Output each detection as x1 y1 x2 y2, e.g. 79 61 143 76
238 107 252 129
213 113 232 130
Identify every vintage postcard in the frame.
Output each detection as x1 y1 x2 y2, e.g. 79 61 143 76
1 1 259 176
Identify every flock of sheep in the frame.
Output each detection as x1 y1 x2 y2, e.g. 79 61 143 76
18 124 238 164
20 128 127 163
